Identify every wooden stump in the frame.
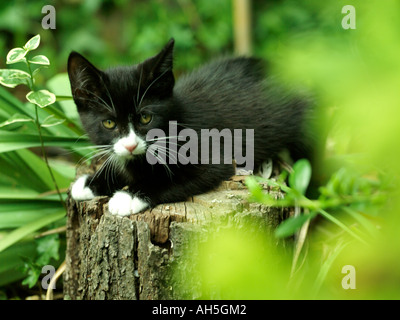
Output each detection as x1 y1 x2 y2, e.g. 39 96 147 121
63 175 291 300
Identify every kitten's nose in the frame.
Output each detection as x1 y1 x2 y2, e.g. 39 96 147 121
124 144 137 153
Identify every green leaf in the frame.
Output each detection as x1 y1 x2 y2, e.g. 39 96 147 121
275 212 316 238
26 90 56 108
21 261 42 288
6 48 27 64
245 176 264 201
0 202 63 229
0 114 34 128
32 65 47 77
23 34 40 52
15 148 72 190
318 209 368 244
0 210 65 252
0 149 72 193
0 130 91 153
28 55 50 66
312 241 348 295
0 86 85 140
0 187 62 202
343 207 378 236
55 95 73 101
0 241 36 286
0 69 30 88
0 86 32 118
41 115 65 128
21 234 60 288
36 234 60 265
289 159 312 195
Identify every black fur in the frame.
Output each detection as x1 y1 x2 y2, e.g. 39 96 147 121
68 38 313 208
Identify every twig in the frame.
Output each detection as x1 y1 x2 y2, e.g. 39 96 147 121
290 208 311 278
45 260 66 300
35 226 67 238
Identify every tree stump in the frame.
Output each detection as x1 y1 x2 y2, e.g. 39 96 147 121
63 170 291 300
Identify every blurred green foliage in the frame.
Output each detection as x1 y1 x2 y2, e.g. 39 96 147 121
0 0 235 78
177 0 400 300
0 0 342 75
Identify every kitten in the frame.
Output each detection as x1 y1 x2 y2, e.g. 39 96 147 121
68 38 313 216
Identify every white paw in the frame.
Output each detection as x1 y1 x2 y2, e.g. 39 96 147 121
258 159 273 179
108 191 149 216
71 175 95 200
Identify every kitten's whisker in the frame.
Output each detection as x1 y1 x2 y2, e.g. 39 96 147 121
78 97 113 113
109 155 117 186
91 152 114 184
100 76 117 114
136 67 143 107
76 88 114 114
81 152 108 170
138 69 170 107
96 150 113 162
76 96 113 113
87 150 111 162
105 155 114 192
73 145 112 151
72 134 90 146
153 142 184 156
150 150 174 180
153 143 202 169
151 140 190 153
176 122 196 130
155 146 179 163
147 136 190 152
74 148 111 167
154 146 185 170
132 96 137 109
146 135 184 141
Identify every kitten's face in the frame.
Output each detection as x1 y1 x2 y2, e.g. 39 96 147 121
68 39 175 160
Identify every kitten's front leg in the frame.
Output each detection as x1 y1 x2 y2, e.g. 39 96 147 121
107 164 235 217
71 174 96 200
71 171 146 216
108 191 149 216
71 169 126 201
71 174 148 216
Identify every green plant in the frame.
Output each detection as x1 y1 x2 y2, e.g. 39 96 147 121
245 158 388 295
247 160 384 240
0 35 90 290
2 35 65 206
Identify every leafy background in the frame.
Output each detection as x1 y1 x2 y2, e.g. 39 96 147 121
0 0 399 299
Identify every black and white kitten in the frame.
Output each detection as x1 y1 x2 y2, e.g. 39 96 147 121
68 39 312 216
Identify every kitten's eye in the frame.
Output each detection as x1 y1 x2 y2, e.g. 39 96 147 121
102 119 117 130
140 113 152 125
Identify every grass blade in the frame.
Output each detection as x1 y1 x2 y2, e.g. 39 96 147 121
0 210 65 252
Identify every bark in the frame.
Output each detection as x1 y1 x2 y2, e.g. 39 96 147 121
63 175 291 300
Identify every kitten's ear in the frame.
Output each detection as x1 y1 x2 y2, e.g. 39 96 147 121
139 38 175 97
67 52 104 108
149 38 175 75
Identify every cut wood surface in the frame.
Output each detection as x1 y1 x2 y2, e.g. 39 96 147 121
63 170 291 300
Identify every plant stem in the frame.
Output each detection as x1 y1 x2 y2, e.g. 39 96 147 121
34 104 65 208
26 59 35 90
26 59 65 209
318 209 367 244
